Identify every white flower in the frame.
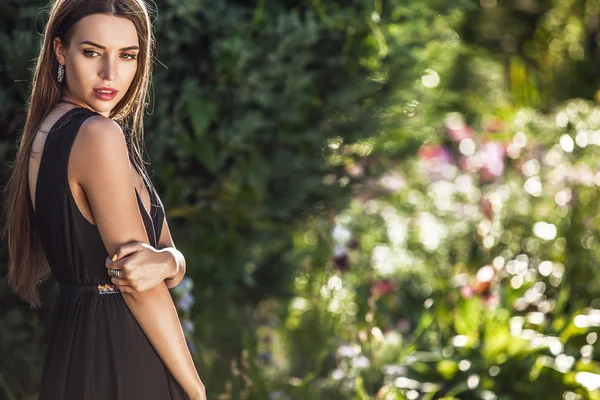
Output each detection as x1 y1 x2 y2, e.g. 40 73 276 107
336 344 360 358
351 355 370 369
332 225 352 245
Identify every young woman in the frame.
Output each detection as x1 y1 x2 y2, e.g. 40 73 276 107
1 0 206 399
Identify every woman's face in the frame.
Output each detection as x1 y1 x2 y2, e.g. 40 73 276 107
53 13 140 118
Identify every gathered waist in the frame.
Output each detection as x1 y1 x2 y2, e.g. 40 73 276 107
59 282 121 295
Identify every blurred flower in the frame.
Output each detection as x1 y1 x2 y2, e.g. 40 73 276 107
382 364 407 376
330 368 345 381
269 391 290 400
177 292 195 312
332 244 349 271
379 172 406 192
415 212 448 251
331 254 349 271
323 174 337 185
482 117 505 133
396 319 411 332
479 142 505 182
331 224 355 271
258 351 272 364
186 338 196 354
182 319 195 335
172 276 194 297
474 265 494 292
351 355 370 369
460 285 475 299
447 125 475 142
419 144 453 163
458 265 498 309
419 144 457 181
445 112 474 142
332 225 352 245
370 279 396 298
481 291 500 309
345 163 365 178
333 244 347 257
479 196 494 220
337 344 360 358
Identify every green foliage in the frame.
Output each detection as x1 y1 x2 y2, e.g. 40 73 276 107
0 0 450 397
5 0 600 399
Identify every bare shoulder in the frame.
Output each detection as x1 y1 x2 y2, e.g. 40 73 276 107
78 115 126 149
70 115 131 183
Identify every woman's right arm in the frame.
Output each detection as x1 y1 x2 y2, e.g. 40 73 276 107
72 116 205 400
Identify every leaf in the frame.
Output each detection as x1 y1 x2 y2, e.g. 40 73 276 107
187 98 217 140
185 92 219 173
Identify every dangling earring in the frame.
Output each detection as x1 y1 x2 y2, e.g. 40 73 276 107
57 64 65 83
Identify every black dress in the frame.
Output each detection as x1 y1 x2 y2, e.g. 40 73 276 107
35 107 188 399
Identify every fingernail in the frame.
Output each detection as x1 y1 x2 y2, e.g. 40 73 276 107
112 254 117 262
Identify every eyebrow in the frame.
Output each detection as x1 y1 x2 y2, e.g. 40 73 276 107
79 40 139 51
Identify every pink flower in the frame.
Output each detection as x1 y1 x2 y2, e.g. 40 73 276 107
371 279 396 298
444 113 474 142
419 144 452 163
397 319 411 332
460 285 475 299
458 265 499 308
419 145 455 181
447 125 474 142
479 197 494 220
482 292 500 309
479 142 505 182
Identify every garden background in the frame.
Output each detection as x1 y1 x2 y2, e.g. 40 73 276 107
3 0 600 399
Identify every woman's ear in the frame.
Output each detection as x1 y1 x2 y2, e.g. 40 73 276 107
53 37 66 65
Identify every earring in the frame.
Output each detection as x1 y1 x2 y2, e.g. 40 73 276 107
57 64 65 83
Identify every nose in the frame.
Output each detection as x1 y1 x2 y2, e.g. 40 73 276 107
99 57 116 81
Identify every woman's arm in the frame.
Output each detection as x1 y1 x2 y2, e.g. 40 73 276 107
72 116 205 399
121 283 203 399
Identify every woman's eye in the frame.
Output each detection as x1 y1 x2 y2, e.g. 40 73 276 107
83 50 99 57
121 53 137 60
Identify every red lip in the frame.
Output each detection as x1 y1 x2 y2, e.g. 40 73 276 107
93 87 119 101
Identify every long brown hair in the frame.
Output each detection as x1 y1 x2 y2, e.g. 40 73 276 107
1 0 155 307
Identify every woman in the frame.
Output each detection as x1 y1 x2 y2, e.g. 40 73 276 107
1 0 206 399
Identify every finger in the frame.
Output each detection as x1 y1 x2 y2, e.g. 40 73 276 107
105 254 127 269
112 241 145 262
110 277 129 286
105 251 136 270
115 284 136 294
106 263 124 276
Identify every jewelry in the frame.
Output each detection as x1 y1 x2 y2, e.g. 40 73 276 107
57 64 65 82
109 269 121 279
97 283 120 295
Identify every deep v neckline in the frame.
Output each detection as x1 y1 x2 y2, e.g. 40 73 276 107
134 179 156 221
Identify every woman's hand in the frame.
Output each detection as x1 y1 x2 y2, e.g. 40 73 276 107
105 241 176 293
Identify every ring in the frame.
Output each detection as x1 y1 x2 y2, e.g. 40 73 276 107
110 269 121 279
